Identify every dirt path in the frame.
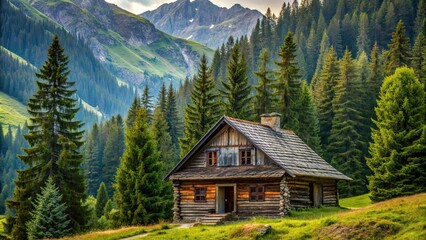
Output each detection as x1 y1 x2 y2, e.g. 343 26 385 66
120 223 194 240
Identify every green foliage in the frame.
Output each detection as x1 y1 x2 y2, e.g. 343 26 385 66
84 123 101 196
411 33 426 78
151 107 178 176
114 108 171 225
26 177 71 240
95 182 109 218
384 20 412 76
142 85 153 123
82 195 98 231
165 83 181 149
298 82 322 154
103 199 114 219
328 49 368 197
180 55 220 156
274 32 302 131
220 43 252 119
367 67 426 202
126 97 141 129
313 47 339 149
6 35 87 239
102 115 125 197
253 48 275 119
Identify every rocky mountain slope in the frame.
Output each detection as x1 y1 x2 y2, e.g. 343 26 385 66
20 0 213 91
141 0 263 49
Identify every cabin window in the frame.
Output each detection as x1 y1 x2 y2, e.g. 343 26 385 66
206 151 217 166
249 186 264 201
240 149 252 165
194 187 206 201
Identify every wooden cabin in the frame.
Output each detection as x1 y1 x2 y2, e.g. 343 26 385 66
165 113 351 222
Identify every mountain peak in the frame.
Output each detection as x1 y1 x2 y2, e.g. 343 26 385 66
141 0 263 49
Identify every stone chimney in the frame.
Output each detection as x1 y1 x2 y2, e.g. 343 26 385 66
260 113 281 131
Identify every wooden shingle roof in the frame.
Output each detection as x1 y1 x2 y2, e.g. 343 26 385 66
165 116 352 181
226 117 352 181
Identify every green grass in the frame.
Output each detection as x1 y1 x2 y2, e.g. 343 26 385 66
142 193 426 240
0 92 29 134
62 223 177 240
340 193 372 208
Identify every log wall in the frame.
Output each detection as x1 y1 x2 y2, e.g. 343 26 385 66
179 182 216 222
287 176 338 208
237 183 281 217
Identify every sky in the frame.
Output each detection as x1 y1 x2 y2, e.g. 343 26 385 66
105 0 289 15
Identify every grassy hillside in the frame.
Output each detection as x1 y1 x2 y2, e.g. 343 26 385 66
60 193 426 240
0 91 29 133
144 193 425 240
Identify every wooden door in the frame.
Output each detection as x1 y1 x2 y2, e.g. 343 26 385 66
313 183 323 207
224 187 234 212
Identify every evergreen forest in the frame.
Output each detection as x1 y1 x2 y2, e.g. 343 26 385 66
1 0 426 239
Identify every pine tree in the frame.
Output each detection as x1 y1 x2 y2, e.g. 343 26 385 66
152 107 177 175
114 108 170 225
142 84 153 123
180 55 220 156
384 20 412 76
357 12 370 56
298 81 321 154
220 43 252 119
103 199 113 219
274 32 302 131
411 33 426 78
95 182 109 218
328 49 367 197
314 47 339 148
6 35 86 239
253 48 275 119
26 177 71 240
165 83 181 148
126 96 141 129
367 67 426 202
84 123 102 196
414 0 426 36
102 116 125 197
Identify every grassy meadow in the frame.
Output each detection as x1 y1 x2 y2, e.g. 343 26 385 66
0 92 29 134
142 193 425 240
56 193 426 240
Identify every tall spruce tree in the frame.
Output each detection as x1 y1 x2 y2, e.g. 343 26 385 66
84 123 102 196
114 108 170 225
314 47 339 149
126 96 141 129
180 55 220 156
298 81 322 154
220 43 252 119
411 33 426 78
142 84 153 123
95 182 109 218
165 83 180 148
6 35 86 239
275 31 302 131
254 48 275 119
102 115 125 197
26 177 71 240
328 49 368 197
384 20 412 76
367 67 426 202
152 107 177 175
158 83 167 114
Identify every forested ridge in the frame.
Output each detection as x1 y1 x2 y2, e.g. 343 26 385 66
1 0 426 238
0 0 135 123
